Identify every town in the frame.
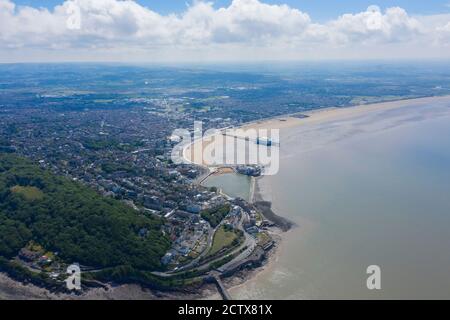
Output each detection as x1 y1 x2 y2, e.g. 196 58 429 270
1 63 441 298
0 77 280 294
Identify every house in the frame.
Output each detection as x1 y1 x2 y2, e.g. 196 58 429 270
19 248 40 262
161 252 175 265
169 170 180 178
178 246 191 256
185 203 201 214
246 226 259 235
144 195 163 210
230 206 242 216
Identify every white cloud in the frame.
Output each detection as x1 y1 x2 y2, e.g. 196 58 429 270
328 6 422 44
0 0 448 61
437 21 450 44
208 0 311 43
63 0 311 45
439 21 450 31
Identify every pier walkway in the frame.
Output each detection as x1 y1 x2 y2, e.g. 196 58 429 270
211 273 232 300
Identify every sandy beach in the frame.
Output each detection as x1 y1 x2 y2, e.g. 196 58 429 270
244 95 450 130
184 95 450 168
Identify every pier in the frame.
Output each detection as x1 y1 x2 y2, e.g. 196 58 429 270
210 273 232 300
214 275 232 301
221 132 280 146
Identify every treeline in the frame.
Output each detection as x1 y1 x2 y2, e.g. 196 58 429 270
200 204 231 228
91 265 202 290
83 138 144 152
0 256 64 292
0 154 170 272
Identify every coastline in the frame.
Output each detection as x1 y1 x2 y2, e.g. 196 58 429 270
185 94 450 299
184 95 450 168
252 177 294 231
189 95 450 229
2 94 450 300
0 272 219 300
239 95 450 131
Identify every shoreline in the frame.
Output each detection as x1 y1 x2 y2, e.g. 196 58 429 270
190 96 450 228
252 177 294 231
183 95 450 173
2 94 450 300
182 94 450 299
239 94 450 131
0 272 220 300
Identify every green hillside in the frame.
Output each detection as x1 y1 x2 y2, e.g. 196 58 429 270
0 154 170 272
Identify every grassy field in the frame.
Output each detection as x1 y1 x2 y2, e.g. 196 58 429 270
10 185 44 201
208 225 238 257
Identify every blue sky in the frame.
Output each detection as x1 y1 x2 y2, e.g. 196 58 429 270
2 0 450 62
12 0 450 20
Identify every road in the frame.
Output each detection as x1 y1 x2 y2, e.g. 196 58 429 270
218 212 257 273
174 224 215 272
151 210 257 278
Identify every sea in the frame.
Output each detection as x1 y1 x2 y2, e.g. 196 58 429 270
206 97 450 299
